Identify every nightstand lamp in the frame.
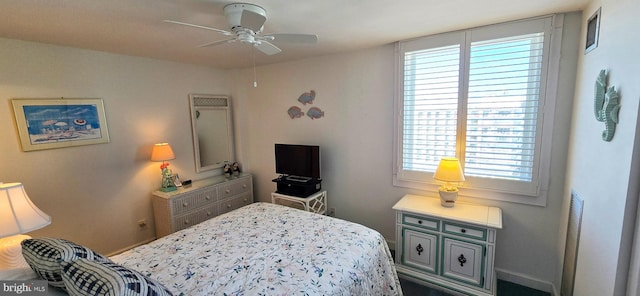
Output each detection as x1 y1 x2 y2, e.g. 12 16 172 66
434 157 465 208
0 182 51 269
151 143 177 192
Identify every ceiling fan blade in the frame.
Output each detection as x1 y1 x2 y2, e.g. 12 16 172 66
163 20 232 35
254 41 281 55
198 38 235 48
267 33 318 44
240 10 267 32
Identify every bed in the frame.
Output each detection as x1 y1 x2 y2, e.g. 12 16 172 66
16 202 403 295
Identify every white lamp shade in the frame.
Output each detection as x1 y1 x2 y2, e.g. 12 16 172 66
0 183 51 237
434 157 465 182
151 143 176 162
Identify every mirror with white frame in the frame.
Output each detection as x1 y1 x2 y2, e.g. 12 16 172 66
188 94 234 173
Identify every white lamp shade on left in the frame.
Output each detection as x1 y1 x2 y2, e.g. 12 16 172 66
0 183 51 269
0 183 51 238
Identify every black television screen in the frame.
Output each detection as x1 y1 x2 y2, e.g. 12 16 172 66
275 144 320 179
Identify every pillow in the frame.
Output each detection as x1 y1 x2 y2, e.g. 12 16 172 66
61 258 173 296
21 238 112 289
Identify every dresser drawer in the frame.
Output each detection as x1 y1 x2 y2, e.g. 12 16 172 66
402 214 440 231
173 204 218 232
442 222 487 241
219 192 252 214
219 178 252 200
171 188 217 215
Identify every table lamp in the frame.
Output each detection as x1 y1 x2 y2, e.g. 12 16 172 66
434 157 465 207
0 182 51 269
151 143 177 192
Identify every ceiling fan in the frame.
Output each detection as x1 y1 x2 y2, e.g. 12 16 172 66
164 3 318 55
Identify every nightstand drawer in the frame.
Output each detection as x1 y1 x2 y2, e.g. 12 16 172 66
171 188 217 215
402 214 440 231
443 222 487 241
219 179 252 200
173 204 218 232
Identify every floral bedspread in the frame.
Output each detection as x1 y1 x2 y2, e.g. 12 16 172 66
111 202 402 295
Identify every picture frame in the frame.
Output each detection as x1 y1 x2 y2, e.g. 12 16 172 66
585 7 601 54
11 98 110 151
172 174 183 187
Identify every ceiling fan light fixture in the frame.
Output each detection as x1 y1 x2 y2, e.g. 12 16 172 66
223 3 266 32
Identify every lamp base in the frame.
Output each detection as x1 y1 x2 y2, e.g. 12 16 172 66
438 189 458 208
0 234 31 269
160 186 177 192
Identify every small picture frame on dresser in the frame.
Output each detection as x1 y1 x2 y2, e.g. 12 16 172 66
172 174 182 187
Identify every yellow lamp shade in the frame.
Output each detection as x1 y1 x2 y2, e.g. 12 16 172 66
434 157 465 182
151 143 175 162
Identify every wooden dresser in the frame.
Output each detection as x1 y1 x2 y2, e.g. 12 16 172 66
151 173 253 238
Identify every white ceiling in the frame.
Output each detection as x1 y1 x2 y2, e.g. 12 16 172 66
0 0 589 69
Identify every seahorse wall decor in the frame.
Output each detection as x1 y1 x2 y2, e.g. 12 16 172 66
593 69 621 142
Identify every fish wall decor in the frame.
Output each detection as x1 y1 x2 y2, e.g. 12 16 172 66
287 89 326 120
287 106 304 119
307 107 325 119
298 90 316 105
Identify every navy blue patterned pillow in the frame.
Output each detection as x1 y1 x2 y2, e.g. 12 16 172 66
61 258 173 296
21 238 112 289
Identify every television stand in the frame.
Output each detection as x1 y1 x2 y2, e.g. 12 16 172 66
272 190 327 215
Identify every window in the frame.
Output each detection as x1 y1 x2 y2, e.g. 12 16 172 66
394 16 561 205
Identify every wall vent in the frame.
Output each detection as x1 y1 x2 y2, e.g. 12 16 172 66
193 96 228 107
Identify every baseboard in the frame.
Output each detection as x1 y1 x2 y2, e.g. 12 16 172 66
495 268 555 295
106 237 156 257
387 238 396 252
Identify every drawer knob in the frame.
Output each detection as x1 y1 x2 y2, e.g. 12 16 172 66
227 204 231 208
183 202 189 207
461 229 466 233
225 189 231 194
416 244 424 256
206 195 211 200
458 254 467 266
184 220 190 225
207 211 212 216
418 220 422 224
242 184 247 188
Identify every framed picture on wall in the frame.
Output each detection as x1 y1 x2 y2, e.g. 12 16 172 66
11 98 110 151
585 7 601 54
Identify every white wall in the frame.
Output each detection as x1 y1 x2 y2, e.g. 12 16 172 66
232 12 581 290
562 0 640 294
0 38 231 254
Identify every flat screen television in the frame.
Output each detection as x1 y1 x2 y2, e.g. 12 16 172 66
275 144 320 180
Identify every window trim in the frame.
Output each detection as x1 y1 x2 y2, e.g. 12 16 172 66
393 14 564 206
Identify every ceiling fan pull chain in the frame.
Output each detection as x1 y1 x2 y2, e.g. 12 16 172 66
253 49 258 88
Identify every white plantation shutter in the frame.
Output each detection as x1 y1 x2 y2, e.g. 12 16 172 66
402 44 460 172
395 16 556 200
464 33 544 182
